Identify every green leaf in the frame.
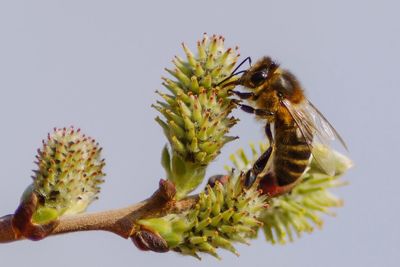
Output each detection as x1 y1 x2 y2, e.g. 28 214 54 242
31 207 59 225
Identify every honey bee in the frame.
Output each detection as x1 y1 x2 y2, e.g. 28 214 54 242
222 57 348 197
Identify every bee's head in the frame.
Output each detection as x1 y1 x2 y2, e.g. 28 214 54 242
239 57 279 89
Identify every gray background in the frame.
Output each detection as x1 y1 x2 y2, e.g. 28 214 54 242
0 1 398 266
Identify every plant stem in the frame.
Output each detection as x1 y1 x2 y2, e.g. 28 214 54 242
0 182 198 243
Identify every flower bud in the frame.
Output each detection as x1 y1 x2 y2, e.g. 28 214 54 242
154 34 240 199
13 127 106 239
138 174 267 259
131 226 169 253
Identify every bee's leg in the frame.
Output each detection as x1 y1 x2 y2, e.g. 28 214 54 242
229 90 255 100
244 171 256 188
265 122 274 144
244 146 273 188
252 146 273 177
207 175 230 187
239 104 274 116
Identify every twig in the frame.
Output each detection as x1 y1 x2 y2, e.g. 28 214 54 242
0 180 198 243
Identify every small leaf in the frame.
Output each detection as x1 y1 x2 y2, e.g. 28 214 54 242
161 145 171 177
31 207 59 225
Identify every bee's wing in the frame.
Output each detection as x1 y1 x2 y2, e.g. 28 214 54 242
281 98 348 176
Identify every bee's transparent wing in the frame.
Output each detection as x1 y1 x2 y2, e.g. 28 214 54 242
281 98 348 176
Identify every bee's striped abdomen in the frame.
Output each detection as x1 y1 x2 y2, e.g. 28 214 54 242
273 126 311 186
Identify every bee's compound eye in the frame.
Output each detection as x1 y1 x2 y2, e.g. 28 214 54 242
250 70 268 86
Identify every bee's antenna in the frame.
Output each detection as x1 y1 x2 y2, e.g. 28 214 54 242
231 70 247 76
231 56 252 76
217 56 252 86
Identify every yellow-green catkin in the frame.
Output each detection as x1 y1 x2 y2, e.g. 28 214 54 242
154 34 240 199
21 127 106 223
138 175 267 259
228 143 352 244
